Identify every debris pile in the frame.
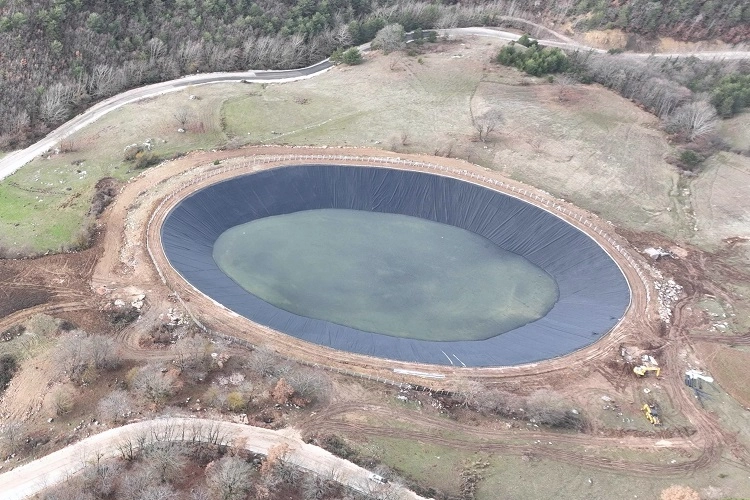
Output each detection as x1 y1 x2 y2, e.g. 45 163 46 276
167 308 183 325
654 277 683 323
643 247 674 260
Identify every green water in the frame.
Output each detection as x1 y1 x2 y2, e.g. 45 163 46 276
213 209 559 341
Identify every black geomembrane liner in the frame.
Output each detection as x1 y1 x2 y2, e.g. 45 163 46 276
161 165 631 367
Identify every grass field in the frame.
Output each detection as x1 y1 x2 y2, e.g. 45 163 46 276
352 432 745 500
0 88 230 253
718 111 750 151
1 38 749 257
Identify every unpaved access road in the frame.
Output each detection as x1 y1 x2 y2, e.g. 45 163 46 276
1 25 748 181
0 417 425 500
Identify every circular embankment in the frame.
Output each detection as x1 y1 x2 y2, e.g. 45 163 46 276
159 163 631 367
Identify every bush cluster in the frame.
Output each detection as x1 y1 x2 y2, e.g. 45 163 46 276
711 74 750 117
496 37 569 77
329 47 363 65
0 354 18 392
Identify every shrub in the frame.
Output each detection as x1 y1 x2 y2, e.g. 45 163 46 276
129 364 177 403
134 151 161 169
526 390 584 430
496 38 569 77
0 354 18 391
107 307 140 328
341 47 363 65
665 101 718 141
226 391 247 412
711 74 750 118
516 33 537 48
88 178 117 218
330 47 362 65
371 24 406 54
678 149 703 171
320 434 359 461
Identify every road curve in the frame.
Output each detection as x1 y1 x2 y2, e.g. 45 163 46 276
1 26 748 181
0 417 427 500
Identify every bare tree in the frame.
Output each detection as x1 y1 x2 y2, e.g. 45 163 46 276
138 484 177 500
89 64 121 97
173 335 210 371
455 380 484 408
56 334 118 383
90 335 118 369
55 334 87 381
372 24 406 54
39 83 72 124
526 389 583 430
178 41 204 73
98 389 133 424
40 478 97 500
281 33 306 69
51 387 75 415
332 23 353 47
189 487 212 500
246 346 281 377
120 465 158 499
0 420 25 454
479 389 523 417
8 109 31 137
287 368 330 404
206 456 254 500
81 458 121 498
555 74 576 102
302 473 341 500
260 443 300 490
148 38 167 63
172 107 192 131
143 442 187 483
666 101 718 141
130 364 177 404
473 109 504 142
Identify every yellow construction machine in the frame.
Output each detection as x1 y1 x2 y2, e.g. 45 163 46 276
641 404 661 425
634 365 661 377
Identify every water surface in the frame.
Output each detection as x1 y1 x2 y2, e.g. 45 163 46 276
213 209 559 341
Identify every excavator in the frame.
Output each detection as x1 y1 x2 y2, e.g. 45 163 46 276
642 404 661 425
634 365 660 377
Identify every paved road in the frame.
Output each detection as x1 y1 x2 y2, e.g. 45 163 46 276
1 26 748 181
0 60 335 182
0 417 426 500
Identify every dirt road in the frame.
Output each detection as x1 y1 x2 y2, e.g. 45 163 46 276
0 417 425 500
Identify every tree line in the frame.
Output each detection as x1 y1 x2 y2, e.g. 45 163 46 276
2 0 748 150
569 0 750 44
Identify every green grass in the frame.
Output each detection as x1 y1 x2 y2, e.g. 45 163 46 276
476 455 705 500
717 110 750 151
354 432 736 500
0 87 231 253
355 436 470 497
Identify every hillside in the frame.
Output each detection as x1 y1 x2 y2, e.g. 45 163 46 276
567 0 750 44
1 0 748 149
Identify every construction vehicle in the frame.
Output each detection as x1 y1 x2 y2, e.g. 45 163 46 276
634 365 661 377
642 404 661 425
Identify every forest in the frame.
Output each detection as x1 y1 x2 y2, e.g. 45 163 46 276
0 0 749 149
